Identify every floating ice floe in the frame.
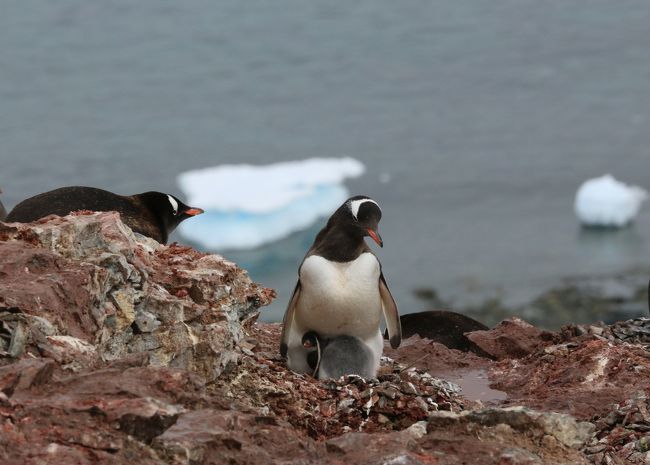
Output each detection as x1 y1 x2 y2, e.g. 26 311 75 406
177 157 365 250
574 174 648 227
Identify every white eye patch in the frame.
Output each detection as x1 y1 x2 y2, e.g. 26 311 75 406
167 195 179 215
349 198 380 221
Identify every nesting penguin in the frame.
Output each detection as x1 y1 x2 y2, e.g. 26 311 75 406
302 331 376 380
280 195 401 376
5 186 203 244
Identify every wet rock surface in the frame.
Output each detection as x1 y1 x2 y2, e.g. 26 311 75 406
1 213 650 464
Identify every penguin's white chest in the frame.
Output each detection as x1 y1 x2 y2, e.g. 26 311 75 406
295 253 382 337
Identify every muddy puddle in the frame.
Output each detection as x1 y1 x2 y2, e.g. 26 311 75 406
439 369 507 404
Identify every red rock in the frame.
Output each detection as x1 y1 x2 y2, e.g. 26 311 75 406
385 335 491 374
490 338 650 419
0 242 105 341
3 213 650 464
0 358 55 396
0 212 274 381
466 317 558 360
153 409 324 465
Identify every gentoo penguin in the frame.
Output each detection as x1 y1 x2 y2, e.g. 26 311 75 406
302 331 376 380
5 186 203 244
386 310 488 354
0 187 6 221
280 195 401 376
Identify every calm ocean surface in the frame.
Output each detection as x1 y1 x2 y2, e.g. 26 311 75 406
2 1 650 325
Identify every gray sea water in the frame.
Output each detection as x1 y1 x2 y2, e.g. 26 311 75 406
2 1 650 326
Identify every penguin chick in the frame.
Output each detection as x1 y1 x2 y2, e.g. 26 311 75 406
5 186 203 244
280 195 401 376
302 331 376 380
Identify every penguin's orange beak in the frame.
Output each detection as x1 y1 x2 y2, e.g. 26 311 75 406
184 207 204 216
367 228 383 247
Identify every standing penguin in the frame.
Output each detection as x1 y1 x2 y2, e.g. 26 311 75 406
5 186 203 244
302 331 377 380
280 195 401 376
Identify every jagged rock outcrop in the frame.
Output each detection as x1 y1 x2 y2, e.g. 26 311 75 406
0 212 274 380
0 213 649 464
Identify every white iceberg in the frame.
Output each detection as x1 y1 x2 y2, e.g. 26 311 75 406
177 157 365 250
574 174 648 227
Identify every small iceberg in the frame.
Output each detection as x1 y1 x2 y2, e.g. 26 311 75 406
574 174 648 227
177 157 365 250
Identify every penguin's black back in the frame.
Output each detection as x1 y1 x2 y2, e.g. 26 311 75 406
6 186 167 243
389 310 490 356
7 187 130 222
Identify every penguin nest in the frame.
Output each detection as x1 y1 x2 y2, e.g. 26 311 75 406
212 324 467 440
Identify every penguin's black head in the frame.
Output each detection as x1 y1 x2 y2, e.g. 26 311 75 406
335 195 383 247
138 192 204 232
302 331 323 376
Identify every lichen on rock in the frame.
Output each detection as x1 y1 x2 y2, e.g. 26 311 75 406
1 212 650 465
0 212 274 381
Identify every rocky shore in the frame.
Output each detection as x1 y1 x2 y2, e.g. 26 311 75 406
414 270 650 329
1 213 649 464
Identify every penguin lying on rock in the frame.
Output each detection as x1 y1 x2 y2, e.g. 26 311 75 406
302 331 376 380
280 195 401 378
385 310 489 354
5 186 203 244
0 187 6 221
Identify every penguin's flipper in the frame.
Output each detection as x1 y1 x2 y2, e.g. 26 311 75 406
379 272 401 349
280 281 301 357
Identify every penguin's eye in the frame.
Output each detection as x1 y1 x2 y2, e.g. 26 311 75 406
167 195 179 215
303 340 314 349
349 198 380 223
